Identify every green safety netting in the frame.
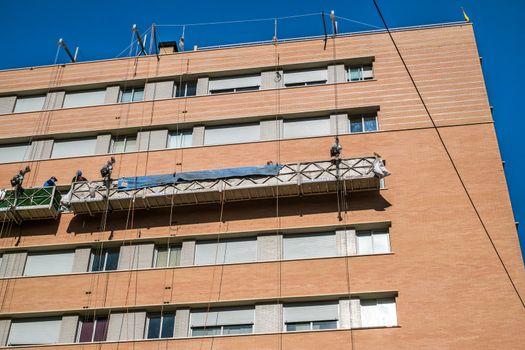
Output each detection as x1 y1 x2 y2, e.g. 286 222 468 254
0 187 62 210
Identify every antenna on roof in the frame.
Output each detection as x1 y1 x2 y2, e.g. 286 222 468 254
330 10 338 36
57 38 79 63
131 24 147 55
179 25 186 51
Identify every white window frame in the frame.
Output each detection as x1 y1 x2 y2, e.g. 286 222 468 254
356 229 391 255
283 302 339 332
90 248 119 272
111 135 137 153
154 244 182 268
120 87 144 103
348 114 378 134
144 312 175 339
167 130 192 149
190 324 254 337
174 81 197 97
76 316 108 343
190 307 255 337
348 65 374 82
360 298 398 328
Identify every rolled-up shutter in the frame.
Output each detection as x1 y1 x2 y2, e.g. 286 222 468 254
282 117 331 139
14 95 46 113
8 318 61 345
51 138 97 158
24 251 74 276
284 68 328 85
284 302 338 323
208 75 261 91
204 123 260 145
194 239 257 265
63 90 106 108
191 308 254 327
283 233 336 260
0 144 29 163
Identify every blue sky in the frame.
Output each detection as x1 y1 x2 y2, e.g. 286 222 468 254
1 0 524 261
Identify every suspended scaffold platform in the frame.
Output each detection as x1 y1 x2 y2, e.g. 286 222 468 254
67 156 389 216
0 187 62 224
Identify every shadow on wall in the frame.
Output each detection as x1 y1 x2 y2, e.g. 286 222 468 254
64 191 391 235
5 191 391 238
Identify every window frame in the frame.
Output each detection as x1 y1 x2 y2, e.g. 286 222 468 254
174 81 198 97
13 95 46 113
360 298 398 328
348 114 378 134
356 229 391 255
347 65 374 82
145 312 175 339
283 68 328 87
119 87 145 103
283 302 339 332
285 320 338 332
110 135 137 154
167 129 193 149
76 316 109 343
90 247 120 272
190 324 254 337
154 244 182 268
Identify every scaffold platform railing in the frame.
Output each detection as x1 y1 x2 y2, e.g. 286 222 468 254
67 157 388 215
0 187 62 224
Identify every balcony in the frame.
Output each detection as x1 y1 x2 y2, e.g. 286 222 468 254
0 187 62 224
67 156 388 215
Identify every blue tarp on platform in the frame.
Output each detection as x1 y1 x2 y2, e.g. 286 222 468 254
117 164 284 191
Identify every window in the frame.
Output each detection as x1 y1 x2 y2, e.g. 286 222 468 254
284 302 338 332
77 317 108 342
283 233 337 260
145 312 175 339
360 298 397 327
120 87 144 103
208 75 260 94
167 130 192 149
204 123 260 146
13 95 46 113
284 68 328 87
63 90 106 108
348 65 374 82
349 114 378 133
282 117 331 139
23 251 74 276
111 135 137 153
90 248 120 272
190 307 254 337
194 238 257 265
7 318 62 346
51 138 97 158
175 81 197 97
155 244 182 267
0 143 29 163
356 230 391 255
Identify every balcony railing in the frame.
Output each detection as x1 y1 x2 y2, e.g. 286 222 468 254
67 157 388 215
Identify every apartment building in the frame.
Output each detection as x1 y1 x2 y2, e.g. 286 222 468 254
0 22 523 349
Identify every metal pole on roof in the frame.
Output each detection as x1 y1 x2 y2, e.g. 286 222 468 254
57 38 78 63
132 24 147 55
330 10 338 37
322 11 328 50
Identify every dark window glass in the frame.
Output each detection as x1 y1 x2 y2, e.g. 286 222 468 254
350 118 364 133
147 315 161 339
222 324 252 335
105 249 119 271
286 322 310 332
93 318 108 341
91 251 104 272
161 313 175 338
363 116 378 132
185 82 197 96
78 319 94 342
312 320 337 330
192 326 221 336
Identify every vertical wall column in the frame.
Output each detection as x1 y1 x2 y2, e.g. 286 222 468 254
336 229 357 256
339 298 361 329
0 96 16 114
27 140 54 161
104 86 121 104
44 91 65 110
257 235 282 261
0 252 28 278
107 311 146 341
148 129 169 150
0 319 11 346
196 77 209 96
254 303 282 333
191 126 205 147
117 243 155 270
260 119 283 141
180 241 196 266
58 315 79 343
349 299 362 328
95 134 112 155
330 114 349 135
137 131 151 151
72 247 92 273
261 71 284 90
174 308 190 337
327 64 347 84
